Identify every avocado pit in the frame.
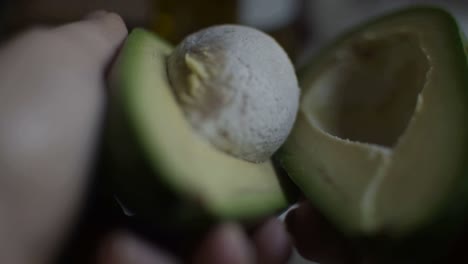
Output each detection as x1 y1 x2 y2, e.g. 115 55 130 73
167 25 300 163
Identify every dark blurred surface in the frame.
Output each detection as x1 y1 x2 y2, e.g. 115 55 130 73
1 0 153 32
0 0 312 61
2 0 468 61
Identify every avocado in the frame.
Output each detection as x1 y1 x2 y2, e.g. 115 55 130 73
104 28 290 232
278 6 468 249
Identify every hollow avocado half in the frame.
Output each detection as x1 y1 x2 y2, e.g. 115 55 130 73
104 29 290 230
278 6 468 244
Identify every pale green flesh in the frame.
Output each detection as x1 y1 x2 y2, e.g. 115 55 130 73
113 29 288 220
282 9 468 236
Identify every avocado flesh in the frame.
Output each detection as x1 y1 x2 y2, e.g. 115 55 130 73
106 29 288 225
280 7 468 238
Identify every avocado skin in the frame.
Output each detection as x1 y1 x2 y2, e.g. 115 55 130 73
100 79 204 255
103 96 211 227
279 6 468 262
99 30 217 256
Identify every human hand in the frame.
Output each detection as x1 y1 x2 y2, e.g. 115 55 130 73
98 218 291 264
0 11 291 264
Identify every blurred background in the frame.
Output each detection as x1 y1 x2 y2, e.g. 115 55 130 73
1 0 468 65
1 0 467 263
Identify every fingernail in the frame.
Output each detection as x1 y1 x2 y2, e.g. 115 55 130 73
85 10 109 20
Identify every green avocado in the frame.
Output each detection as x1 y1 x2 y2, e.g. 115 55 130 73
104 29 290 230
279 6 468 246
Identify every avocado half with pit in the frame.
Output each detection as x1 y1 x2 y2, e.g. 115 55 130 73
279 7 468 245
104 29 290 231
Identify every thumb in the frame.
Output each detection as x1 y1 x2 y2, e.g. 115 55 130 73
0 11 127 264
53 11 128 65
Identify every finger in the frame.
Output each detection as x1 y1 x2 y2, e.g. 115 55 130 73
52 11 128 65
192 223 256 264
97 231 179 264
285 202 358 264
252 218 292 264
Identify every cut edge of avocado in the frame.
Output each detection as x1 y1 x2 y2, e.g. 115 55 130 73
279 5 468 244
105 28 290 229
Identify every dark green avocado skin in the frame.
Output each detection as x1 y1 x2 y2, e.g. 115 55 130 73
278 6 468 263
101 96 213 257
